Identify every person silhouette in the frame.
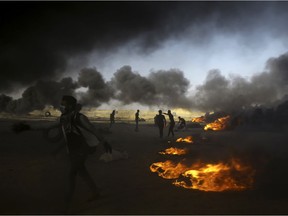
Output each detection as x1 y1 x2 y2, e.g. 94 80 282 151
135 109 140 132
177 116 186 130
109 110 116 128
12 95 112 211
155 110 166 138
164 110 175 137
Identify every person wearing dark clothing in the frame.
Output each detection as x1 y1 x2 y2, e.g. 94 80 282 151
135 110 140 132
164 110 175 137
59 96 112 208
155 110 166 138
178 116 186 130
109 110 116 128
12 95 112 211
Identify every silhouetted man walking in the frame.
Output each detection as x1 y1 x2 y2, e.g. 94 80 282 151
109 110 116 128
164 110 175 137
135 109 140 132
155 110 166 138
12 95 112 212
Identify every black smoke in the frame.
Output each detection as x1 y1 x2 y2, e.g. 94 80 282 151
3 78 78 114
110 66 191 108
1 51 288 114
1 1 288 93
77 68 113 107
193 52 288 113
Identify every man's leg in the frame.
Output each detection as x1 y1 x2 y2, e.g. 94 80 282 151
65 156 78 210
77 156 100 200
159 126 163 138
135 121 139 131
171 123 175 137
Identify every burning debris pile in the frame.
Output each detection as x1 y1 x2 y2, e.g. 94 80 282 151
159 147 189 155
150 135 255 192
204 115 231 131
150 158 255 192
191 99 288 132
192 116 205 123
176 136 193 143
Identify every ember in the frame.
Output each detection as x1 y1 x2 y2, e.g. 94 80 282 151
204 115 231 131
192 116 205 123
159 147 188 155
176 136 193 143
150 159 254 192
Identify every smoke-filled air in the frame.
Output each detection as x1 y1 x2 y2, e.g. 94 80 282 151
1 1 288 114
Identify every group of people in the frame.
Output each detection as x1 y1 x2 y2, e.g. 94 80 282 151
110 109 186 137
109 109 140 132
154 110 186 138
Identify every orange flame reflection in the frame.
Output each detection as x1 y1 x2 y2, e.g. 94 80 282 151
159 147 188 155
204 116 231 131
150 159 254 192
176 136 193 143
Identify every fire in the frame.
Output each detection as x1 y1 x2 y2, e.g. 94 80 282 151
159 147 188 155
150 160 187 179
150 159 254 192
192 116 205 123
176 136 193 143
204 115 231 131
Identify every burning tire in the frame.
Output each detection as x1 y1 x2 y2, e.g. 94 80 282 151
44 111 51 117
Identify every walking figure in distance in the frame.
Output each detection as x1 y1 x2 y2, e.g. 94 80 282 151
135 109 140 132
155 110 166 138
109 110 116 128
164 110 175 137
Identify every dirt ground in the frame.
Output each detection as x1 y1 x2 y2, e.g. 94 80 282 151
1 119 288 214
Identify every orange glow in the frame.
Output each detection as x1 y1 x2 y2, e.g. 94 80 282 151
176 136 193 143
159 147 188 155
192 116 205 123
150 160 187 179
150 159 254 192
204 116 231 131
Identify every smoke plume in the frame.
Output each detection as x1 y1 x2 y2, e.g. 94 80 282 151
77 68 114 107
193 52 288 113
1 51 288 114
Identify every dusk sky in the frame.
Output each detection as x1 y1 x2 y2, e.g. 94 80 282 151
1 1 288 113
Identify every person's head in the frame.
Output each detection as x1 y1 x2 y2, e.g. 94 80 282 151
168 110 171 114
178 116 181 119
158 110 162 114
137 109 139 113
60 95 77 113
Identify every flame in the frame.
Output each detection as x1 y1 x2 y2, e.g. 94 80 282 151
150 160 188 179
204 115 231 131
176 136 193 143
192 116 205 123
150 159 254 192
159 147 188 155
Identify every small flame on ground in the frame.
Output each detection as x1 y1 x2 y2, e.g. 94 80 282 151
176 136 193 143
150 159 254 192
159 147 188 155
192 116 205 123
204 116 231 131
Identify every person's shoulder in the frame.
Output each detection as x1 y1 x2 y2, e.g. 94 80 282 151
78 112 88 120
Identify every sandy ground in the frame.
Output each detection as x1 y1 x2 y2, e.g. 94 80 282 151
1 119 288 214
